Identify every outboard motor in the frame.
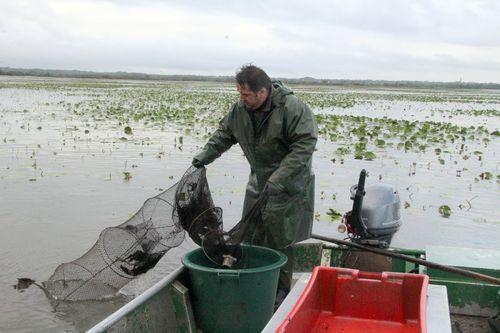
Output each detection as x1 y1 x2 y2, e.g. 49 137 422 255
342 169 402 248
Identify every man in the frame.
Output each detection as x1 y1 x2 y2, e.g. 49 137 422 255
192 65 318 295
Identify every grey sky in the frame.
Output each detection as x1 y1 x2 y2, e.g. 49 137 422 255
1 0 499 82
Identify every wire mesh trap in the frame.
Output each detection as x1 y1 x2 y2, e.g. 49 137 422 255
42 167 210 301
22 166 264 301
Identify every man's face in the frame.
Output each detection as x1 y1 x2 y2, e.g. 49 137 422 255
237 84 268 111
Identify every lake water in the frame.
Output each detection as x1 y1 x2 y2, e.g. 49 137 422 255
0 77 499 332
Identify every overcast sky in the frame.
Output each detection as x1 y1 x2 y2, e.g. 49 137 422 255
1 0 499 82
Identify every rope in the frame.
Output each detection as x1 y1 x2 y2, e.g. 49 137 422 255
311 233 500 286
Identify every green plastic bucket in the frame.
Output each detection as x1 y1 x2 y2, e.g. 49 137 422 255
182 245 287 333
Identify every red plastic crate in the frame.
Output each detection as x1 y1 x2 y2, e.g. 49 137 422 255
276 267 429 333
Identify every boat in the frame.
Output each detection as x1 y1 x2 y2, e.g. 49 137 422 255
86 239 500 333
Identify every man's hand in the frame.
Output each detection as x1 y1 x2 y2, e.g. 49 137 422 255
192 158 204 168
264 181 282 196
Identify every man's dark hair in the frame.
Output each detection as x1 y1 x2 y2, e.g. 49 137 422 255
235 65 272 93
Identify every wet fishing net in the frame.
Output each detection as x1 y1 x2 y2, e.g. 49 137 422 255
43 166 218 301
27 166 265 301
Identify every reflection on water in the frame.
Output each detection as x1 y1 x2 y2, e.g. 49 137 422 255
0 78 499 332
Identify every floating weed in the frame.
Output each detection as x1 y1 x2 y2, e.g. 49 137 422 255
317 113 496 162
363 151 376 161
438 205 451 218
124 126 133 135
335 147 350 155
479 172 493 180
418 144 427 152
123 172 132 181
3 79 497 186
440 108 500 117
326 208 342 221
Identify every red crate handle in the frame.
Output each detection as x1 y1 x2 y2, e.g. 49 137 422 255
357 271 382 280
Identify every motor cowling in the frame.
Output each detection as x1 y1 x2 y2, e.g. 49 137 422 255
361 183 401 242
344 170 402 248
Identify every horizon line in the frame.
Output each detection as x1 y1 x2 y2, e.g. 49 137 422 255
1 66 499 86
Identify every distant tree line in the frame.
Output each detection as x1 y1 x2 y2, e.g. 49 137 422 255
1 67 499 89
0 67 233 83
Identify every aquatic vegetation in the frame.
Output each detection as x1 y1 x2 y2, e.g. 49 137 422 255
317 113 496 161
1 77 498 223
326 208 342 221
434 108 500 118
438 205 452 218
363 151 376 161
3 79 497 161
479 172 493 180
124 126 133 135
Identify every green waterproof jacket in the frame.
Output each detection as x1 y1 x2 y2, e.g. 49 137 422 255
194 81 318 249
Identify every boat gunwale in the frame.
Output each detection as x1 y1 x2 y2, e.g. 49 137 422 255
86 266 185 333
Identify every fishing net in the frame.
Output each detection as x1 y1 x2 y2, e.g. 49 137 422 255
43 166 215 301
36 166 265 301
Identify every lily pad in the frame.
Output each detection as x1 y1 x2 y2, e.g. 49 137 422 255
438 205 451 218
363 151 376 161
124 126 133 135
479 172 493 180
